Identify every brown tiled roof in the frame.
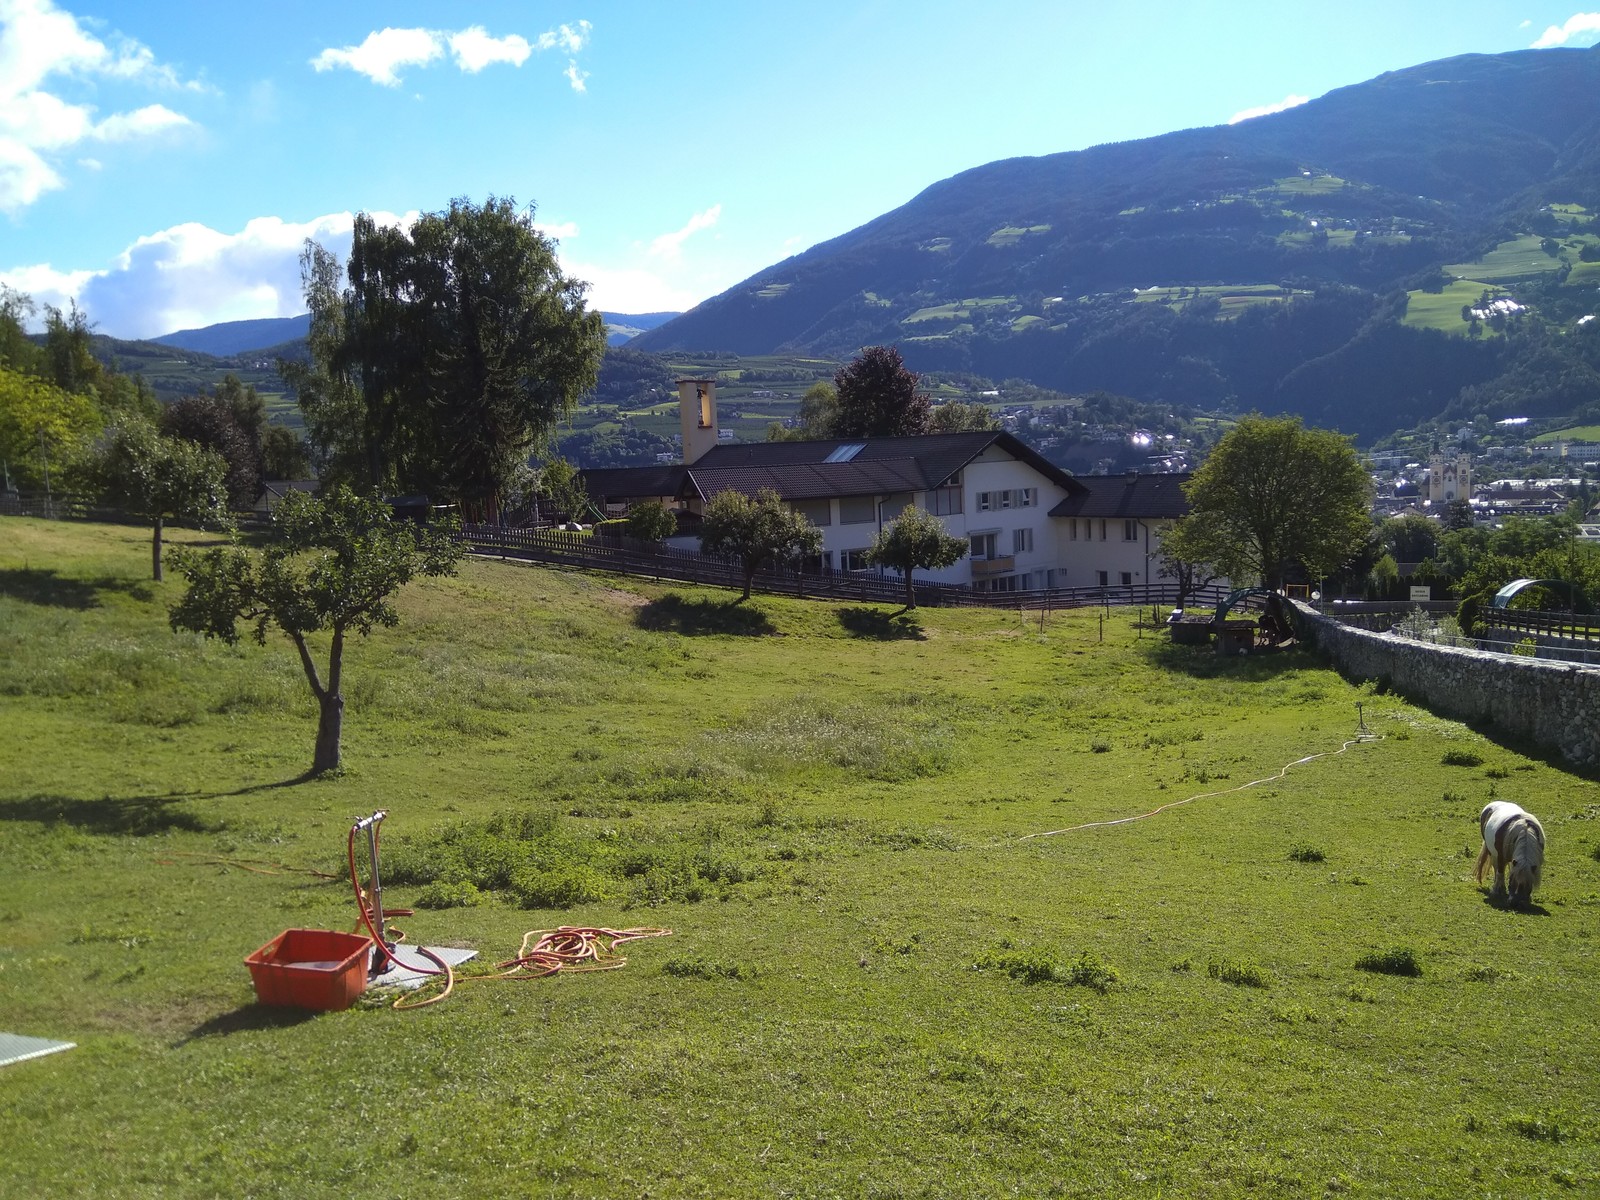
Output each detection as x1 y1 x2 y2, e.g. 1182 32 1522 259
1048 472 1192 519
683 459 928 502
584 432 1084 505
581 464 688 502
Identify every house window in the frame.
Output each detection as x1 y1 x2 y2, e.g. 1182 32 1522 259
839 496 875 524
977 491 993 512
970 532 998 560
841 548 873 571
1120 571 1133 587
1019 487 1037 508
1097 570 1109 587
1069 518 1078 541
792 499 831 527
880 493 912 524
928 483 963 515
1012 528 1033 554
1098 519 1107 541
1123 519 1138 541
999 490 1013 509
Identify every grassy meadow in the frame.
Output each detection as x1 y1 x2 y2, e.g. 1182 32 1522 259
2 518 1598 1198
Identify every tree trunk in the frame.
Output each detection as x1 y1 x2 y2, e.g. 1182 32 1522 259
903 568 917 610
741 564 754 601
152 516 163 582
312 691 344 774
290 628 345 775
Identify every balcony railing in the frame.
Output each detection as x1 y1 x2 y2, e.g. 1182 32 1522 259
970 556 1016 577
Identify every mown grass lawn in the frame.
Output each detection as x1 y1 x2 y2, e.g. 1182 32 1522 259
2 519 1598 1198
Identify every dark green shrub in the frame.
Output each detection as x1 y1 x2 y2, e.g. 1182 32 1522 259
625 501 679 542
414 880 485 909
1508 1111 1571 1143
509 863 610 909
1208 958 1271 988
1440 748 1483 767
1287 842 1326 863
973 947 1119 991
662 955 759 981
1356 946 1422 977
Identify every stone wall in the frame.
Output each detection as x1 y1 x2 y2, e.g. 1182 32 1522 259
1292 604 1600 765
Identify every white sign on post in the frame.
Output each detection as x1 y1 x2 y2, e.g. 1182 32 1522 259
1409 585 1431 602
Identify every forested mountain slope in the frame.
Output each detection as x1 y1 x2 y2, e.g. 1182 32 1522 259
635 48 1600 440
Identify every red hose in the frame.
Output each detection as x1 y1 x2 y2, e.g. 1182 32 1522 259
344 827 671 1009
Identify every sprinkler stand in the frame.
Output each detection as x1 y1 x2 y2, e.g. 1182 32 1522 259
352 810 393 976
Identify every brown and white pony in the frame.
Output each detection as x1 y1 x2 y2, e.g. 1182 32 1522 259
1476 801 1545 906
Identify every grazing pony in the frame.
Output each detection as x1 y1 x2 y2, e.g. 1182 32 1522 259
1476 801 1545 906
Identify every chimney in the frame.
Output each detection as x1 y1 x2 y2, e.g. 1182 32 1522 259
677 378 718 464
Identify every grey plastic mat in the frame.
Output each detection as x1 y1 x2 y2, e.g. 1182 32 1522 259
0 1032 75 1068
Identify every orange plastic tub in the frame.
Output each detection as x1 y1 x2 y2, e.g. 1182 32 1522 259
245 929 373 1012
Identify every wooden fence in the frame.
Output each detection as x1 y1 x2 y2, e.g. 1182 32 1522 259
1479 607 1600 643
459 523 1230 612
2 496 1229 614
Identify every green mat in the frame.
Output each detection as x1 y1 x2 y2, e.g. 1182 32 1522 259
0 1032 75 1068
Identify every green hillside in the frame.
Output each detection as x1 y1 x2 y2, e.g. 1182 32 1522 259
633 48 1600 441
2 519 1597 1196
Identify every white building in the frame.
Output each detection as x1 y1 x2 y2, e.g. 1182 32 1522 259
582 379 1195 592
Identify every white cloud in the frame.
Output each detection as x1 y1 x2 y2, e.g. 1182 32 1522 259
649 205 722 260
311 27 442 87
448 27 531 73
535 21 591 54
563 261 698 314
3 203 703 338
1531 12 1600 47
1227 94 1310 125
0 0 198 212
313 20 591 86
564 60 589 93
91 103 191 141
1 210 415 339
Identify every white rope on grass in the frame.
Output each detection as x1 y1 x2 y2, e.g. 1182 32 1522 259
1015 733 1384 842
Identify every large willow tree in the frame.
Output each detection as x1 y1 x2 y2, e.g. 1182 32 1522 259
283 198 606 514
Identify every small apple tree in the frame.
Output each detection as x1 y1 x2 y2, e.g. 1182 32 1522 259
168 486 463 774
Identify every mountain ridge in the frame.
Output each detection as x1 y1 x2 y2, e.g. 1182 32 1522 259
633 47 1600 441
152 310 683 358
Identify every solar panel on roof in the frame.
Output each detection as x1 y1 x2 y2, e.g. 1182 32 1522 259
823 443 866 463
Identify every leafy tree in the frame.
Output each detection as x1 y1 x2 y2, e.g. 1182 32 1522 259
1156 510 1225 608
864 505 967 608
41 302 103 397
833 346 931 438
1379 513 1440 564
768 382 840 441
1172 414 1372 588
280 239 366 486
699 487 823 600
91 419 232 581
1441 498 1474 531
0 366 102 493
288 197 606 512
625 500 678 542
96 372 161 424
160 392 262 508
794 381 840 439
929 400 1000 433
261 424 313 480
537 456 590 523
168 487 464 775
0 286 42 375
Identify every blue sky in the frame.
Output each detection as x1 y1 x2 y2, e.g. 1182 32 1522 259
3 1 1599 340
